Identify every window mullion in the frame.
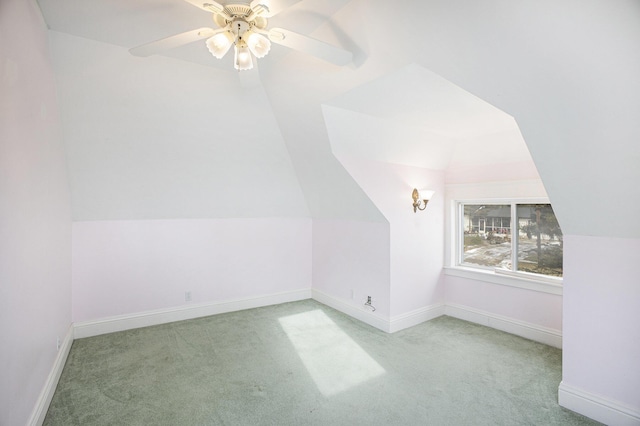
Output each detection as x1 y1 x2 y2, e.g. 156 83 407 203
457 202 464 266
511 203 518 272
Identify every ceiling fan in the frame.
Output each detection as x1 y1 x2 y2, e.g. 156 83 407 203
129 0 353 70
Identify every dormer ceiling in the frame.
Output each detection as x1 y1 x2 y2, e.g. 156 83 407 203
323 64 532 171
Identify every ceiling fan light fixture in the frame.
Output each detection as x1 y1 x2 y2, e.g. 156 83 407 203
234 43 253 70
245 31 271 58
130 0 354 69
206 31 234 58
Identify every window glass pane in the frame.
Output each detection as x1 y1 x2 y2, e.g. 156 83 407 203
462 204 512 269
516 204 563 277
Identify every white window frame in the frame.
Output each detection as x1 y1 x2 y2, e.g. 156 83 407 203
446 198 563 295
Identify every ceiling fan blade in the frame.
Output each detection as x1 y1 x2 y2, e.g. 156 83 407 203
268 28 352 66
183 0 225 14
129 28 217 57
250 0 302 17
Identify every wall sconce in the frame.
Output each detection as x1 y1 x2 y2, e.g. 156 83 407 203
412 188 434 213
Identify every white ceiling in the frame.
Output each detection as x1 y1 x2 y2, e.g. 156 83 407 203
323 64 532 170
326 64 517 140
36 0 640 237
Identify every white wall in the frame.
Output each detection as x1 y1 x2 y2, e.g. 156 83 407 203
561 235 640 422
444 275 562 342
0 0 72 424
72 218 312 322
320 69 451 323
312 219 391 319
336 157 446 318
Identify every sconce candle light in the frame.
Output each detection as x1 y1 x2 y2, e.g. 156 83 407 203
412 188 434 213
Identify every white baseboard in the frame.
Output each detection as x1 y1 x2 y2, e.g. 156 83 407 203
27 324 74 426
559 381 640 426
444 303 562 348
389 303 446 333
311 288 391 332
74 288 312 339
33 292 567 425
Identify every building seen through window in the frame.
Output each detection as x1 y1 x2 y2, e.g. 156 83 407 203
461 203 563 278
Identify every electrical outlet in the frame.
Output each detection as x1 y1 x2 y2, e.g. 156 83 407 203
185 291 192 302
56 336 61 351
350 289 355 300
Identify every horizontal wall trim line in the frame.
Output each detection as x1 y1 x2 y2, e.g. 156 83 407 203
74 288 312 339
559 381 640 426
445 303 562 348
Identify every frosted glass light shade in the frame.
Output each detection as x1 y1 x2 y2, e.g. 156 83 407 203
245 31 271 58
206 32 234 59
417 189 435 200
234 44 253 70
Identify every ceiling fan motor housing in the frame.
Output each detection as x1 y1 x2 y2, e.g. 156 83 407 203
212 4 268 30
231 19 251 38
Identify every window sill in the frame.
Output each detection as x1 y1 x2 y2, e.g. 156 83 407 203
444 266 563 295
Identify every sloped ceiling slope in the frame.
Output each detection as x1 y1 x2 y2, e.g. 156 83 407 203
49 31 309 220
322 64 534 172
38 0 640 236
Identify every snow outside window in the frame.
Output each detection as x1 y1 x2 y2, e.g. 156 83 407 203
458 202 563 278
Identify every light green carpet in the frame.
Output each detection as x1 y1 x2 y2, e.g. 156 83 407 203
44 300 600 425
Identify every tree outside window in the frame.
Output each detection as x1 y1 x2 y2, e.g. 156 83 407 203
460 202 562 278
516 204 562 277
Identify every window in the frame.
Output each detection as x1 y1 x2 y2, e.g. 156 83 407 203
458 202 563 278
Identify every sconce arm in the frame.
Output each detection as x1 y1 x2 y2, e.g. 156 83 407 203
412 188 430 213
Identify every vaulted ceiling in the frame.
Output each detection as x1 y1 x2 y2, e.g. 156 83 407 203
36 0 640 237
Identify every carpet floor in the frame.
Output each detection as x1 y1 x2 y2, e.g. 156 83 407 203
44 299 601 425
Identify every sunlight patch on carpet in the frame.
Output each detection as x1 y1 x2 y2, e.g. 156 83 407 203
279 309 385 397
